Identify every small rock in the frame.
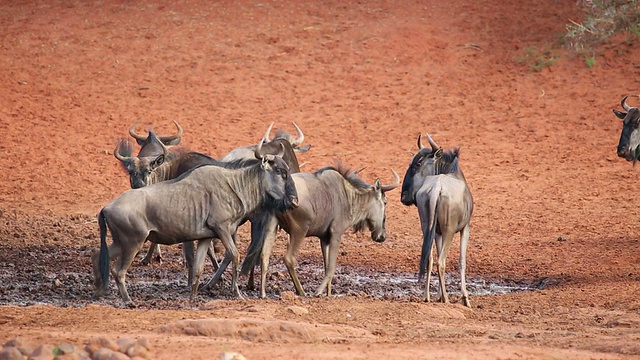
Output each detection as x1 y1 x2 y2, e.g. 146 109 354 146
116 338 136 354
514 332 525 338
0 346 23 360
286 305 309 315
57 343 75 355
54 353 81 360
53 279 63 287
84 338 119 356
134 338 150 351
220 352 246 360
92 348 129 360
125 344 150 359
557 236 567 242
280 290 296 301
28 344 56 360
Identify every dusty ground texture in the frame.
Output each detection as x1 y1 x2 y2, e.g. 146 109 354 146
1 0 640 359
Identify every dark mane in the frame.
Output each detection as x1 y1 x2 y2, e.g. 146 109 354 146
315 161 371 190
437 148 461 175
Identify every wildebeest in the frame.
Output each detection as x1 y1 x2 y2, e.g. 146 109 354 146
242 163 399 297
400 133 474 307
114 136 222 286
93 144 299 303
614 95 640 163
221 122 307 171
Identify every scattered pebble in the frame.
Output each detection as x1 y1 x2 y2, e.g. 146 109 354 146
286 305 309 315
220 352 246 360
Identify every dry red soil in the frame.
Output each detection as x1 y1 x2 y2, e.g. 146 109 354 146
1 1 640 359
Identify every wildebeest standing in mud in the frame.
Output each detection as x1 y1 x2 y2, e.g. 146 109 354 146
92 144 299 304
400 134 474 307
241 164 399 297
614 95 640 163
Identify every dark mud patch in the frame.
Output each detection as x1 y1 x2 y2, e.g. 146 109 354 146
0 243 546 310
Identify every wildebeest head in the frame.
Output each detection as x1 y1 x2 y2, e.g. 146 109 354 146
350 168 400 243
401 134 460 206
114 132 169 189
254 138 299 211
129 119 183 157
615 96 640 164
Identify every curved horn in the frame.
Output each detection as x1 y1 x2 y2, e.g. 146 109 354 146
622 95 632 112
425 133 440 150
417 134 425 150
157 120 183 145
380 169 400 192
128 119 148 142
262 122 275 142
113 140 134 162
291 122 304 146
254 137 265 159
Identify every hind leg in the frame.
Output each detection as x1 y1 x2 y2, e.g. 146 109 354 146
202 234 235 291
92 244 122 298
436 232 455 303
140 242 161 265
191 239 212 299
113 241 144 304
259 217 279 298
459 226 471 307
314 234 341 297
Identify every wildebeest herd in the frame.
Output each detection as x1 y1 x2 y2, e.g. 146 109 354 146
91 94 637 308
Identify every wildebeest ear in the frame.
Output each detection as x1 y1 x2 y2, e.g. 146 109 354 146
151 154 165 168
613 109 627 120
373 178 381 191
434 148 443 158
261 156 272 170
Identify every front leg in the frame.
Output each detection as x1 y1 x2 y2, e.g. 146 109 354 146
191 239 212 300
214 228 243 299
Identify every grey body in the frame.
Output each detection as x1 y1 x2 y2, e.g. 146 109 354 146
92 154 298 304
615 95 640 163
400 134 474 307
242 164 398 297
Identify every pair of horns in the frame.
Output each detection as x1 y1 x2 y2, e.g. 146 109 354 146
129 119 183 145
114 131 169 162
262 122 305 146
417 133 440 150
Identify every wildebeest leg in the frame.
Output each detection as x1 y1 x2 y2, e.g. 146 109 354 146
320 239 330 275
314 234 341 297
207 240 220 271
217 230 243 299
425 244 434 302
436 231 455 304
283 230 307 296
259 216 279 298
459 226 471 307
190 239 212 299
183 241 195 289
92 244 122 298
201 233 236 291
113 239 145 304
140 242 162 265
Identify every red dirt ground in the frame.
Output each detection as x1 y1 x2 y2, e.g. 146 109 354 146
1 0 640 359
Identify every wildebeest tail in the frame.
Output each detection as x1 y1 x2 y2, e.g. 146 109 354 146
419 188 440 281
98 209 110 288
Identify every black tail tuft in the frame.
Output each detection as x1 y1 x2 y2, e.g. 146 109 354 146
98 210 110 290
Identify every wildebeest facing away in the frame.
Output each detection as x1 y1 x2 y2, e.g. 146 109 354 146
614 95 640 164
93 143 299 304
242 163 399 297
400 133 474 307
